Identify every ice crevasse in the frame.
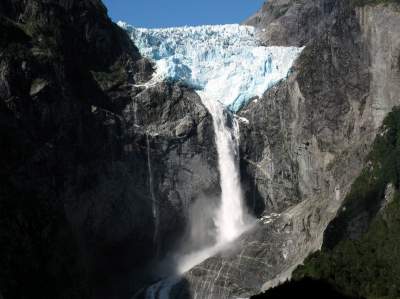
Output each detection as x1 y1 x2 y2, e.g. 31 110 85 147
120 22 304 112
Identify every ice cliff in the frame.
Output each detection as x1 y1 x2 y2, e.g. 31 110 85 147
119 23 303 111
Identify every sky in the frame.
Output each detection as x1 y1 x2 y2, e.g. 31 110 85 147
102 0 265 28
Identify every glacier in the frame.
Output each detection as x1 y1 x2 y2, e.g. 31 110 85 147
119 23 303 112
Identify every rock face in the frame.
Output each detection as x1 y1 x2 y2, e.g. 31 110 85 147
180 1 400 298
244 0 338 46
123 82 219 261
0 1 218 298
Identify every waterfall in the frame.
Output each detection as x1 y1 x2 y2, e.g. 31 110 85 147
175 91 251 275
197 91 246 244
144 92 250 298
147 134 159 257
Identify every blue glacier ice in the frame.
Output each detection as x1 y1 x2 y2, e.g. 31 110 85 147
119 22 303 112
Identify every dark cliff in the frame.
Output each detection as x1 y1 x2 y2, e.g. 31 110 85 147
0 1 218 298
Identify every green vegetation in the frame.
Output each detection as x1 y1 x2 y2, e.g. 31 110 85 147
295 197 400 298
252 277 362 299
294 109 400 299
324 108 400 248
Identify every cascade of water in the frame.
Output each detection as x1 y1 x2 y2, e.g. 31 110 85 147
197 91 247 244
146 134 159 257
144 92 250 298
174 91 251 276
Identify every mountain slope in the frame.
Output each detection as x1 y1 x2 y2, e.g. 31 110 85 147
0 1 219 298
1 0 400 298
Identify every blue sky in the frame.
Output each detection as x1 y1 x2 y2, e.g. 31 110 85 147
103 0 265 28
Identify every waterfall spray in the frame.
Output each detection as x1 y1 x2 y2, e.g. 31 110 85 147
146 134 160 257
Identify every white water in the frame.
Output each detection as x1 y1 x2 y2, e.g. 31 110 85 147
146 134 159 257
167 93 249 276
197 91 246 244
